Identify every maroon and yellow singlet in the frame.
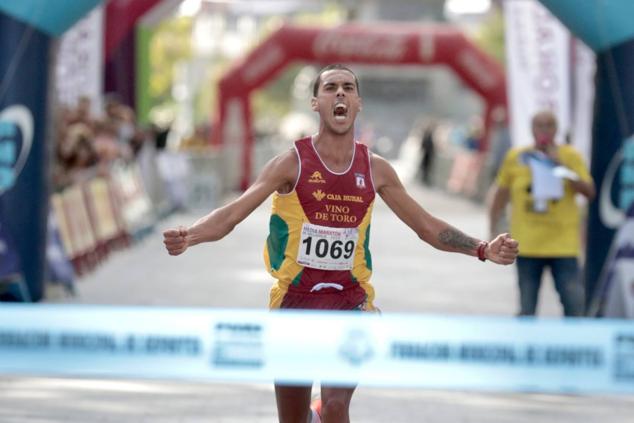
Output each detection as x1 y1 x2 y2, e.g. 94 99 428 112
264 136 377 310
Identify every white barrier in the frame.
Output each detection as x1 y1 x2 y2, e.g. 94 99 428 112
1 305 632 394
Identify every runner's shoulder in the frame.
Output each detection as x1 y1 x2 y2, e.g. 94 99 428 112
265 148 299 184
369 151 391 170
370 152 398 185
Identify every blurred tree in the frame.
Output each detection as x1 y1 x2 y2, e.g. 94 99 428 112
474 7 505 66
193 58 232 125
252 64 304 135
145 2 347 133
148 16 193 112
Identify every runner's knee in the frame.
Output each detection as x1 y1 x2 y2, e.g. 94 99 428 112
321 398 348 420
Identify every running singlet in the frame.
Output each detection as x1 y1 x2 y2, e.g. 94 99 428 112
265 136 376 310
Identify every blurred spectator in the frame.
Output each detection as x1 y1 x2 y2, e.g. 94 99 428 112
71 96 94 126
464 117 483 152
419 120 437 186
487 107 511 180
447 116 485 197
52 93 151 192
93 121 121 165
180 123 211 151
488 110 596 317
52 122 99 188
152 123 170 151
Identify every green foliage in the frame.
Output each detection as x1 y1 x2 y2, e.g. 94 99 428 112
252 64 305 131
193 60 230 124
474 8 506 66
144 2 348 128
148 17 193 105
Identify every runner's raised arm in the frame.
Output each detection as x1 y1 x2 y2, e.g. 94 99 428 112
371 153 518 265
163 149 297 255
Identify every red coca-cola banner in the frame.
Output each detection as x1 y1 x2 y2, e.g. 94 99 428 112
213 24 507 190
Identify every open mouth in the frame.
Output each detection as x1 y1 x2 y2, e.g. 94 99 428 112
333 103 348 121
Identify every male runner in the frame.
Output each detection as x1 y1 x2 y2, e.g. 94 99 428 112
163 64 519 423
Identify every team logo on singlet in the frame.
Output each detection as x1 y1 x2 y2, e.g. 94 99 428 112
308 171 326 183
312 189 326 201
355 173 366 189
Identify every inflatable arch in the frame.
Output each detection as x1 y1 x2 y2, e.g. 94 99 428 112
213 24 507 190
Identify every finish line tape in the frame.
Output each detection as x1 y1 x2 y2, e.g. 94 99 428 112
1 304 633 394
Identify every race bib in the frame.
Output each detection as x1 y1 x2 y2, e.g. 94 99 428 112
297 223 358 270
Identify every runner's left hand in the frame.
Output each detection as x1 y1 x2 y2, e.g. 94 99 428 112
486 233 519 265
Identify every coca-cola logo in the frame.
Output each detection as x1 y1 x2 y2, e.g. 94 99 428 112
313 31 408 62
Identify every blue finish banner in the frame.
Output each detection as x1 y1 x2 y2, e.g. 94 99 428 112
0 305 633 394
585 38 634 309
0 12 51 301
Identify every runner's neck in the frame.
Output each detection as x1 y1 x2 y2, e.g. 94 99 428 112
312 133 355 173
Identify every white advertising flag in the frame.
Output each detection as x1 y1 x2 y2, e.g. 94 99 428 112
55 5 104 114
571 39 596 164
504 0 571 147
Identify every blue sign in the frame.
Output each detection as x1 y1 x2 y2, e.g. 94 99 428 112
0 12 51 301
0 221 21 277
0 122 17 190
0 110 33 194
540 0 634 52
0 0 101 37
585 38 634 309
621 136 634 211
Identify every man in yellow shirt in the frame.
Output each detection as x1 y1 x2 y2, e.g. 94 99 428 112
489 110 595 316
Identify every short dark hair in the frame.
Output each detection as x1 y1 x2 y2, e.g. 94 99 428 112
312 64 360 97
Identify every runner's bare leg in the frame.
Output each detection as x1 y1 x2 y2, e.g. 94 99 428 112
320 385 356 423
275 383 312 423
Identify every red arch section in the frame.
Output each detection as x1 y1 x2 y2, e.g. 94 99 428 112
213 24 507 190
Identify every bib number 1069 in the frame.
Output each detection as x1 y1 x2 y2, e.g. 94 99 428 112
297 223 358 271
302 237 354 260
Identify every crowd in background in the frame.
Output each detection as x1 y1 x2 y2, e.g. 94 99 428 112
52 96 152 193
42 96 185 298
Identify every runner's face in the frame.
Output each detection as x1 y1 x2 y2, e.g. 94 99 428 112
312 70 361 135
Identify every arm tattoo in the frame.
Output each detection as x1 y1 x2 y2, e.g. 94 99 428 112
438 228 478 252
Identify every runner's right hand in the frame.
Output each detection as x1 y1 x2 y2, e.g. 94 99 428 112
163 226 189 256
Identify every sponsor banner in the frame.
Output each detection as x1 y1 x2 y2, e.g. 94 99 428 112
585 38 634 306
603 261 634 318
570 40 596 164
0 305 633 394
504 0 571 147
0 220 21 277
589 202 634 317
312 30 410 63
0 12 51 301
